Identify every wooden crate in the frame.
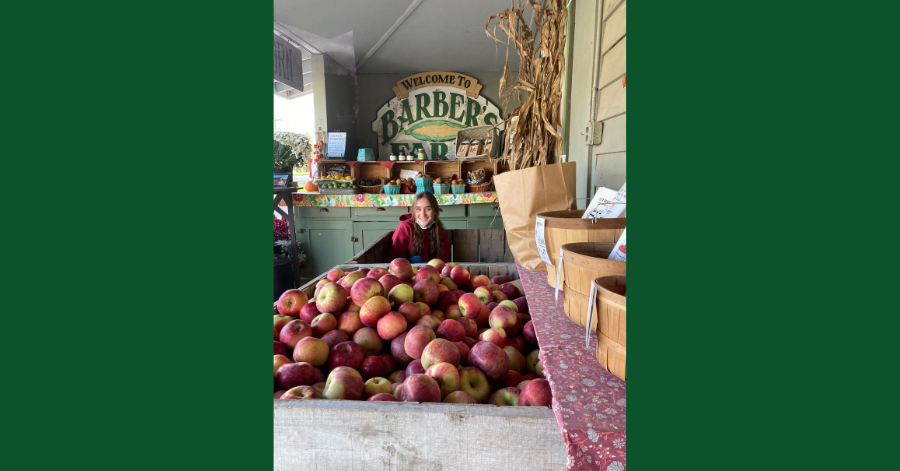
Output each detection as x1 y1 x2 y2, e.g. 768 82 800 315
351 162 391 181
389 161 424 180
346 229 516 265
493 157 511 176
454 125 503 159
460 159 495 190
277 257 567 469
275 387 566 471
317 159 352 180
424 161 461 183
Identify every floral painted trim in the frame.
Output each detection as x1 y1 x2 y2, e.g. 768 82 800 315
292 192 497 207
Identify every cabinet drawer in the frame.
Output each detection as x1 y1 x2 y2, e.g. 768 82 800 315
352 207 409 218
295 207 351 219
468 202 501 217
441 219 468 230
437 205 466 218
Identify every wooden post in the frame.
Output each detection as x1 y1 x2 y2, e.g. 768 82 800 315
274 188 301 287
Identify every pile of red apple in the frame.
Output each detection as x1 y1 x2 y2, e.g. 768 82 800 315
274 258 551 407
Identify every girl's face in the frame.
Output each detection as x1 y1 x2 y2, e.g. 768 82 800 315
414 198 435 226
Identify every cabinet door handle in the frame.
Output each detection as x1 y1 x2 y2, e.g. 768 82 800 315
351 236 359 242
320 208 329 213
376 207 385 212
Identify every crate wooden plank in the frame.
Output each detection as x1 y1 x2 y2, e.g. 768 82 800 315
451 229 479 263
479 229 505 263
274 400 567 471
503 231 517 263
301 263 520 296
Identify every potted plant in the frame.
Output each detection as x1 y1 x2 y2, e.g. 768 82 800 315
274 131 312 174
274 215 306 263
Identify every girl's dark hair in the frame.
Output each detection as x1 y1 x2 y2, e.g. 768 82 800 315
410 192 445 259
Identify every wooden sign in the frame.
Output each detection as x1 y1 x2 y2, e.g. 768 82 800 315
392 72 482 100
372 72 503 160
273 34 305 92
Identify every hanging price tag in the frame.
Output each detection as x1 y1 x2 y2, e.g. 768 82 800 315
554 247 564 304
585 282 598 348
535 217 552 265
599 182 626 218
608 229 626 262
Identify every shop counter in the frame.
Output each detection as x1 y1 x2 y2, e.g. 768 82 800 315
278 192 503 279
516 262 627 471
291 191 497 207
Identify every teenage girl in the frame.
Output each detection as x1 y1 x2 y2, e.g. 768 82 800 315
387 192 451 263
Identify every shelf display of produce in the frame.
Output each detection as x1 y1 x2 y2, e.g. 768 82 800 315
292 192 497 207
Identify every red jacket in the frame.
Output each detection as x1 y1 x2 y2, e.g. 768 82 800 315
387 212 451 261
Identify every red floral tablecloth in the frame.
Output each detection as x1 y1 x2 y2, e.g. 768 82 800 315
517 262 626 470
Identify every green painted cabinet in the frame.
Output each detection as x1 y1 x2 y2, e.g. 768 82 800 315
295 202 502 279
297 220 354 278
351 221 399 254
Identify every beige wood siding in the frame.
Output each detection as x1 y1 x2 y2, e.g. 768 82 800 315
592 1 626 195
604 0 626 21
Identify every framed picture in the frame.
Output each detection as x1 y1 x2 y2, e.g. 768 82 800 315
274 173 291 187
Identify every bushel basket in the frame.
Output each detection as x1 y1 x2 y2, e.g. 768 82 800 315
537 210 626 288
559 242 626 329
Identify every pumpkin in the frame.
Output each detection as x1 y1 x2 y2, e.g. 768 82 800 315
304 181 319 192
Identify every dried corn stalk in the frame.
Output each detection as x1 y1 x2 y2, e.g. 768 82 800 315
487 0 567 170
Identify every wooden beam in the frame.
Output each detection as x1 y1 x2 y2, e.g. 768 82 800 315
355 0 425 71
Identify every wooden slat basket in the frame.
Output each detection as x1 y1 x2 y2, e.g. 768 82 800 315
593 276 626 381
559 242 626 329
538 210 626 289
454 125 503 159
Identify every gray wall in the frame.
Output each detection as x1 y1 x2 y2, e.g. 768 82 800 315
354 71 522 155
324 55 357 158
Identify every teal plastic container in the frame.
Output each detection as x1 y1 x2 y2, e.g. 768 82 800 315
451 184 467 194
433 183 451 194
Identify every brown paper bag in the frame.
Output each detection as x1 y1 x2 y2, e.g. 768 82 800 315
493 162 577 271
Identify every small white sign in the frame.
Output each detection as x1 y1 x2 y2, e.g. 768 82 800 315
599 182 626 219
585 282 598 348
399 169 419 180
583 187 619 219
326 132 347 158
609 229 626 262
535 217 552 265
555 247 564 304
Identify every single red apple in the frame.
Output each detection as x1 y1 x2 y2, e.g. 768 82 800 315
320 330 349 349
276 289 308 316
360 356 387 379
518 378 552 407
469 340 510 381
298 303 321 324
328 341 364 370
